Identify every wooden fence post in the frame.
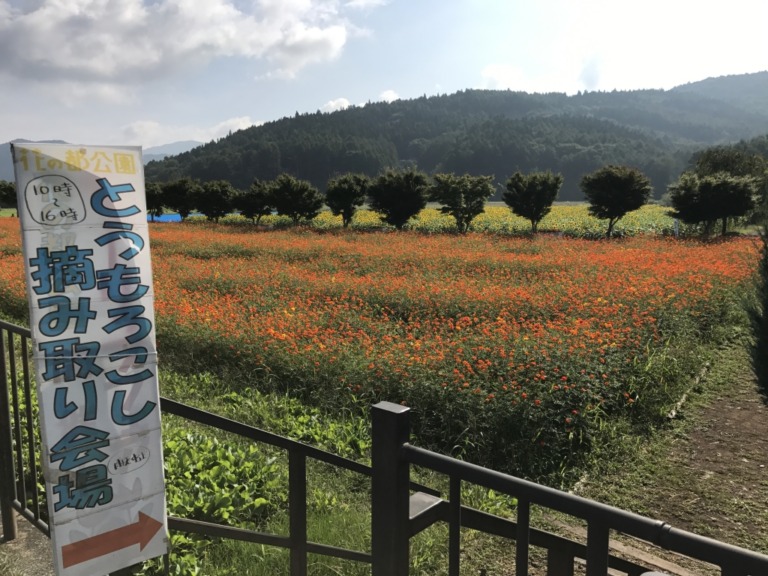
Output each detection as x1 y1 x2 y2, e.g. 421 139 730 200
371 401 411 576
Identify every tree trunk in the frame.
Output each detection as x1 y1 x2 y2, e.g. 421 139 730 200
721 217 728 236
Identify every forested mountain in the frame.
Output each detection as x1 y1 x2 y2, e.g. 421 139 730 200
671 72 768 119
145 72 768 201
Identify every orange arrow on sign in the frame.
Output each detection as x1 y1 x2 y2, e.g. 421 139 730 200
61 511 163 568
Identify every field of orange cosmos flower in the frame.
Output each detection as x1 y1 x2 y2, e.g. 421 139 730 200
0 218 759 478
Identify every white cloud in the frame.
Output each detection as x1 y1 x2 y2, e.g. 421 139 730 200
345 0 388 8
479 64 525 91
209 116 261 139
56 81 139 105
578 56 602 92
479 64 575 94
0 0 362 88
378 89 399 103
120 116 260 148
266 22 348 78
321 97 351 112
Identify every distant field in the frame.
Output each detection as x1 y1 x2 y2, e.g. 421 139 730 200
215 203 684 237
7 203 681 236
5 203 683 235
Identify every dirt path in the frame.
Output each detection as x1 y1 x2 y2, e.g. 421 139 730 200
655 354 768 548
573 341 768 573
0 512 54 576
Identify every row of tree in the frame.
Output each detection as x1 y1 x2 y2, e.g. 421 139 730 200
146 145 766 238
144 166 645 238
2 144 765 238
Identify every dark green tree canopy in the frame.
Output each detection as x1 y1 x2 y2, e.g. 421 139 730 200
270 173 324 225
234 179 274 224
429 173 495 233
325 173 370 228
367 168 430 230
161 177 200 220
145 182 164 221
666 172 707 226
691 146 767 178
668 143 766 236
580 165 652 237
196 180 237 222
503 171 563 233
0 180 16 209
668 171 758 236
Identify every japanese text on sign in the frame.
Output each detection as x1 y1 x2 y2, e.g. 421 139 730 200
12 143 166 576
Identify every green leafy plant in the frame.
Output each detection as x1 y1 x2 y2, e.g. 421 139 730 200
163 428 286 525
136 425 289 575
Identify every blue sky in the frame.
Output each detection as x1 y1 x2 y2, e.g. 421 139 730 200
0 0 766 148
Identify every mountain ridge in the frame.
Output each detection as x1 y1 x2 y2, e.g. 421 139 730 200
144 71 768 200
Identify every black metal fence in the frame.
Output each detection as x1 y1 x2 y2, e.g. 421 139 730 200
0 318 47 540
160 396 376 574
3 317 768 575
371 400 768 576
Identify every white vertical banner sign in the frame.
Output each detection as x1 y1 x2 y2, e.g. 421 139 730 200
11 143 168 576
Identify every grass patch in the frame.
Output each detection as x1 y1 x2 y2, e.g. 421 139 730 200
0 551 24 576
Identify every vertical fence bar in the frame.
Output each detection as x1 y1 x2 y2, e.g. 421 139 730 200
448 476 461 576
371 401 411 576
585 521 609 576
20 337 41 522
547 542 576 576
7 332 26 510
0 327 18 540
515 498 530 576
546 546 575 576
289 449 308 576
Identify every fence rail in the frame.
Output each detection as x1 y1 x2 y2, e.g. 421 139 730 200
371 400 768 576
160 396 375 574
3 318 768 575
